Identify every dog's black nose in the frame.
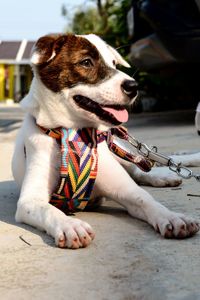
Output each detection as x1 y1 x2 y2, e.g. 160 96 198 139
121 80 138 98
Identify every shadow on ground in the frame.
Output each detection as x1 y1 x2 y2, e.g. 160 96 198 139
0 180 145 249
0 180 55 247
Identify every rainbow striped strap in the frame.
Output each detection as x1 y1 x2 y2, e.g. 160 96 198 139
48 127 98 213
38 125 152 214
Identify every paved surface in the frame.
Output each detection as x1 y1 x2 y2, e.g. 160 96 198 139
0 105 200 300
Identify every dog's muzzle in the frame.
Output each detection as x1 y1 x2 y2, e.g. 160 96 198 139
73 95 128 125
73 80 138 125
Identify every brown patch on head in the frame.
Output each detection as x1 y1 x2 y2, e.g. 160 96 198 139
32 34 115 92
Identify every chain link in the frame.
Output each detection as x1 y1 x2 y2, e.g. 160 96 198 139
168 160 193 179
125 133 200 182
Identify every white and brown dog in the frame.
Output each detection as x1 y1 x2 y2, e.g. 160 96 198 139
12 34 199 249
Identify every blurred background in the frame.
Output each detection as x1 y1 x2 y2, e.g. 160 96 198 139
0 0 200 113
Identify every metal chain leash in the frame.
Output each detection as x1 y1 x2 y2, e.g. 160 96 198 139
111 127 200 182
127 133 200 181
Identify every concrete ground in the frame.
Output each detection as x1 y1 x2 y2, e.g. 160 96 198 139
0 104 200 300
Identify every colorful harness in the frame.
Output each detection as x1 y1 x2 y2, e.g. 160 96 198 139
38 125 152 214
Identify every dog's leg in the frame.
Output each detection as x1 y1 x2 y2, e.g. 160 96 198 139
127 164 182 187
15 117 95 249
16 153 95 249
96 143 199 238
115 156 182 187
12 127 26 186
170 152 200 167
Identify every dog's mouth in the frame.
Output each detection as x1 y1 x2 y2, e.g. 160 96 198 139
73 95 128 125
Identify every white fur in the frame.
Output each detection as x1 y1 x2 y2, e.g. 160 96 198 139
170 152 200 167
84 34 130 68
30 52 41 65
12 34 199 248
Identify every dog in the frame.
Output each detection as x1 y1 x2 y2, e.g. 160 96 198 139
12 33 199 249
170 152 200 168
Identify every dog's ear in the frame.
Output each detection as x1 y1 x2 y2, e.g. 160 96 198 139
30 35 67 65
108 45 131 68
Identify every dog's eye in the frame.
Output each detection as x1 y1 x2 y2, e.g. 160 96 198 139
79 59 93 68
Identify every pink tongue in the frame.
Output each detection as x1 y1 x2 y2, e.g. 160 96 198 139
102 107 129 123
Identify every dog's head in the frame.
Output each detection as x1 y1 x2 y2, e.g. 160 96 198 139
27 34 138 129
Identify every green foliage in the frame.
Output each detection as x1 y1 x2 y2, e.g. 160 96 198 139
72 8 102 34
62 0 132 54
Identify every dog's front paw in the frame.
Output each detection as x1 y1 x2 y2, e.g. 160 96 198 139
143 167 182 187
53 217 95 249
152 210 199 238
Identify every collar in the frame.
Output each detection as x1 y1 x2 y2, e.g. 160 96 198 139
38 124 152 173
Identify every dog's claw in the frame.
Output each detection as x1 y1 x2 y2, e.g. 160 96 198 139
55 218 95 249
58 234 66 248
153 210 199 239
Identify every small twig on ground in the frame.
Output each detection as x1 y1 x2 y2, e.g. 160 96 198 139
19 235 32 246
187 193 200 197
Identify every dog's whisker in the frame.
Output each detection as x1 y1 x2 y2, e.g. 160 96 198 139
131 68 139 78
115 44 132 51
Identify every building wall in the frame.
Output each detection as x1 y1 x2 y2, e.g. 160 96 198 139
0 64 5 100
0 63 32 101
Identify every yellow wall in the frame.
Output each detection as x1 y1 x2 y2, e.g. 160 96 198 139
0 64 32 101
8 65 14 99
0 64 15 100
0 64 5 100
